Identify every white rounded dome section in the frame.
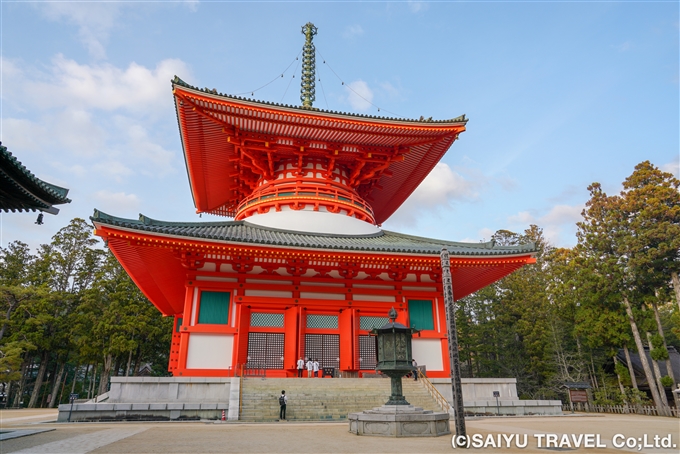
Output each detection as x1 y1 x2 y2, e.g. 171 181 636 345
244 209 381 235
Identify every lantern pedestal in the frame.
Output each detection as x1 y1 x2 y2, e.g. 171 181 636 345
348 404 450 437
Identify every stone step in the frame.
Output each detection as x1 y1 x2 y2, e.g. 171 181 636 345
238 377 443 421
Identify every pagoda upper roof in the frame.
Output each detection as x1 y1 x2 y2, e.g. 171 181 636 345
0 143 71 214
92 210 535 258
172 77 467 224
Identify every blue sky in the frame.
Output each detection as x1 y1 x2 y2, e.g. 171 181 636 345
1 1 678 251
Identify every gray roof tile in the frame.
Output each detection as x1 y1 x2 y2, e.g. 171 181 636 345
91 210 536 257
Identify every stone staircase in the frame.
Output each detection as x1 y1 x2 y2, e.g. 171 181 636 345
239 377 442 421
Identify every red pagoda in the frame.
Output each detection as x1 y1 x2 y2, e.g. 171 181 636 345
92 24 535 378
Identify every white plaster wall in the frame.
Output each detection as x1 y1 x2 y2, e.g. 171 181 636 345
186 334 234 369
244 210 380 235
412 338 444 371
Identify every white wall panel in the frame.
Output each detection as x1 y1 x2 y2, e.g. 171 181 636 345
186 334 234 369
412 338 443 371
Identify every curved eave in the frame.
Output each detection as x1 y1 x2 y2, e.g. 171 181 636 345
1 145 71 213
172 80 467 224
92 210 536 310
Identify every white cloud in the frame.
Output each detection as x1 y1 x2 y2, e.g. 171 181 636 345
39 2 123 59
345 80 374 112
386 163 481 227
93 190 141 213
113 117 177 176
615 41 632 52
184 1 200 12
17 55 191 114
343 24 364 39
661 156 679 179
379 81 405 101
92 161 134 181
506 204 584 247
1 113 106 157
408 1 429 13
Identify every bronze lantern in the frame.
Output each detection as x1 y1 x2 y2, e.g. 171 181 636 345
370 307 418 405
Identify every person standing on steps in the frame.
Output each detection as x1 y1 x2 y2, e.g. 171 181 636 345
412 358 418 381
313 358 320 378
306 357 314 378
278 390 287 420
297 357 305 378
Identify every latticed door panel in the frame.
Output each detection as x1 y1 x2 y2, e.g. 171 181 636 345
359 335 377 370
353 313 361 369
304 334 339 369
247 332 284 369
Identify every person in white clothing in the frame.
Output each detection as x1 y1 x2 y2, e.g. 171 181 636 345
306 358 314 378
296 357 305 378
313 359 320 378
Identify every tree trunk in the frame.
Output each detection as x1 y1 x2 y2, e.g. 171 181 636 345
613 356 628 409
646 331 670 407
98 354 113 396
13 359 29 407
5 381 12 409
28 351 49 408
671 271 680 314
89 366 97 400
70 364 79 395
623 345 638 389
48 363 65 408
132 345 142 377
651 298 679 408
82 363 90 397
125 349 133 377
623 296 666 413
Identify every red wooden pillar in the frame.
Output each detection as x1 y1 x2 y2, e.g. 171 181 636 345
339 309 353 371
299 308 307 360
284 307 299 376
235 304 251 366
176 286 195 374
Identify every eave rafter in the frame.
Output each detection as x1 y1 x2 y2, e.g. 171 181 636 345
174 89 464 143
96 226 535 272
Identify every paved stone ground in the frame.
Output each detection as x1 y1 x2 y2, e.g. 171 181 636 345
1 409 678 453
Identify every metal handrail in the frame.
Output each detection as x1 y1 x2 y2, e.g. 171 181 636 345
238 364 244 419
417 369 451 413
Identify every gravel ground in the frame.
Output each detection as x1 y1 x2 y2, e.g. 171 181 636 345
1 409 678 453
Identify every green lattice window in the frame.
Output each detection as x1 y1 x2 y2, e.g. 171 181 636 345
175 317 183 332
307 315 338 329
408 300 434 331
198 292 230 324
250 312 284 327
360 316 389 331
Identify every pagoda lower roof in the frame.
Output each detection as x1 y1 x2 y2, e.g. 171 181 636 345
1 143 71 214
172 77 467 224
92 210 536 258
92 210 536 315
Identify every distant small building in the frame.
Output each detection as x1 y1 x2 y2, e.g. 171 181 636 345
0 143 71 215
617 346 680 403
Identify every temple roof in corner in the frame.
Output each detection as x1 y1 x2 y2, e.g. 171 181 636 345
172 77 467 224
91 210 536 257
0 143 71 214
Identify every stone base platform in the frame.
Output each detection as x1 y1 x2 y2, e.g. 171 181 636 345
348 405 450 437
